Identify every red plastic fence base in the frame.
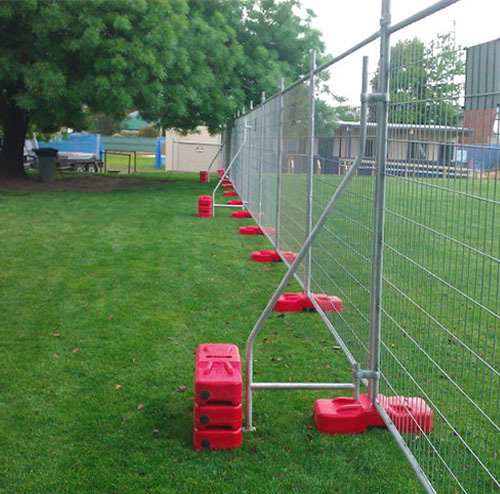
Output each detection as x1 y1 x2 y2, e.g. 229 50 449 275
273 293 343 313
194 344 243 451
222 184 234 190
314 395 384 434
199 171 208 183
379 395 434 434
273 292 307 311
314 394 434 435
261 226 276 237
194 344 242 406
251 250 282 262
281 251 298 263
240 226 263 236
227 200 243 206
193 428 242 450
222 179 232 184
194 403 242 430
232 211 252 219
224 191 238 197
198 195 212 206
312 294 343 313
198 195 212 218
217 169 225 179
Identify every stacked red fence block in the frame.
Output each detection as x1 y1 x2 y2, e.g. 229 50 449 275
197 195 212 218
217 169 225 179
199 171 208 183
193 344 243 450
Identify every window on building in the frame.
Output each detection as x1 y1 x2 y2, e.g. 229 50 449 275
407 141 427 160
438 144 454 165
365 138 375 158
493 105 500 144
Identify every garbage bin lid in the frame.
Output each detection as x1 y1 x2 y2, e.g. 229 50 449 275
34 147 58 157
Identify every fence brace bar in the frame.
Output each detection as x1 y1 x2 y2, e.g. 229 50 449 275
206 138 225 180
212 119 252 215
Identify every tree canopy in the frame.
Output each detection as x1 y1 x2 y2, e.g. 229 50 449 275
371 33 465 126
0 0 326 177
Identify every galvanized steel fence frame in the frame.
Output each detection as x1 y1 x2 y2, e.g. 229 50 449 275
220 1 499 493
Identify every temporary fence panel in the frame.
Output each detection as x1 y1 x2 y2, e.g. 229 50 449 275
310 50 379 374
223 1 499 492
377 14 499 494
259 91 281 237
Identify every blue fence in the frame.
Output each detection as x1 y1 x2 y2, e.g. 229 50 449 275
38 133 104 159
457 144 500 170
154 137 165 169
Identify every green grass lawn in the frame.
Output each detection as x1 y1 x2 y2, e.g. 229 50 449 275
0 172 425 494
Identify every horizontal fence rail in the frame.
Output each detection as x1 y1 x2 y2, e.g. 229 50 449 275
223 1 499 493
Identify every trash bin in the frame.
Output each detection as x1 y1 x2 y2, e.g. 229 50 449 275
34 148 58 182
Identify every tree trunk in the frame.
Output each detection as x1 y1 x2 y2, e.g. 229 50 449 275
0 101 29 179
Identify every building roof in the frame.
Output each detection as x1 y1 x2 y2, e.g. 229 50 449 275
336 121 471 133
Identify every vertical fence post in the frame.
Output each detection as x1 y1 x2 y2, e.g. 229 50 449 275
258 92 266 226
305 50 316 294
275 78 285 251
368 0 391 403
246 102 253 206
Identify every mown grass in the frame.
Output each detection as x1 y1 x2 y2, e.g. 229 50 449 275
0 172 424 493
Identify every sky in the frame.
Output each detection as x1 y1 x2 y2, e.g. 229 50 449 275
299 0 500 104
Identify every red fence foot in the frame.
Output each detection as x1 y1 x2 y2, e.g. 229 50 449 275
228 200 243 206
273 293 343 312
197 195 212 218
193 344 243 450
314 393 433 435
251 250 282 262
240 226 263 235
281 251 298 263
232 210 252 218
224 191 238 197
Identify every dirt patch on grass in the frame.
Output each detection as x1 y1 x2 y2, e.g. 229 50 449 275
0 174 172 193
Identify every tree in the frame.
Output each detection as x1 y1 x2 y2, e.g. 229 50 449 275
233 0 328 105
138 125 160 138
0 0 183 178
87 115 123 136
315 98 359 136
143 0 328 134
371 32 465 126
0 0 327 178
